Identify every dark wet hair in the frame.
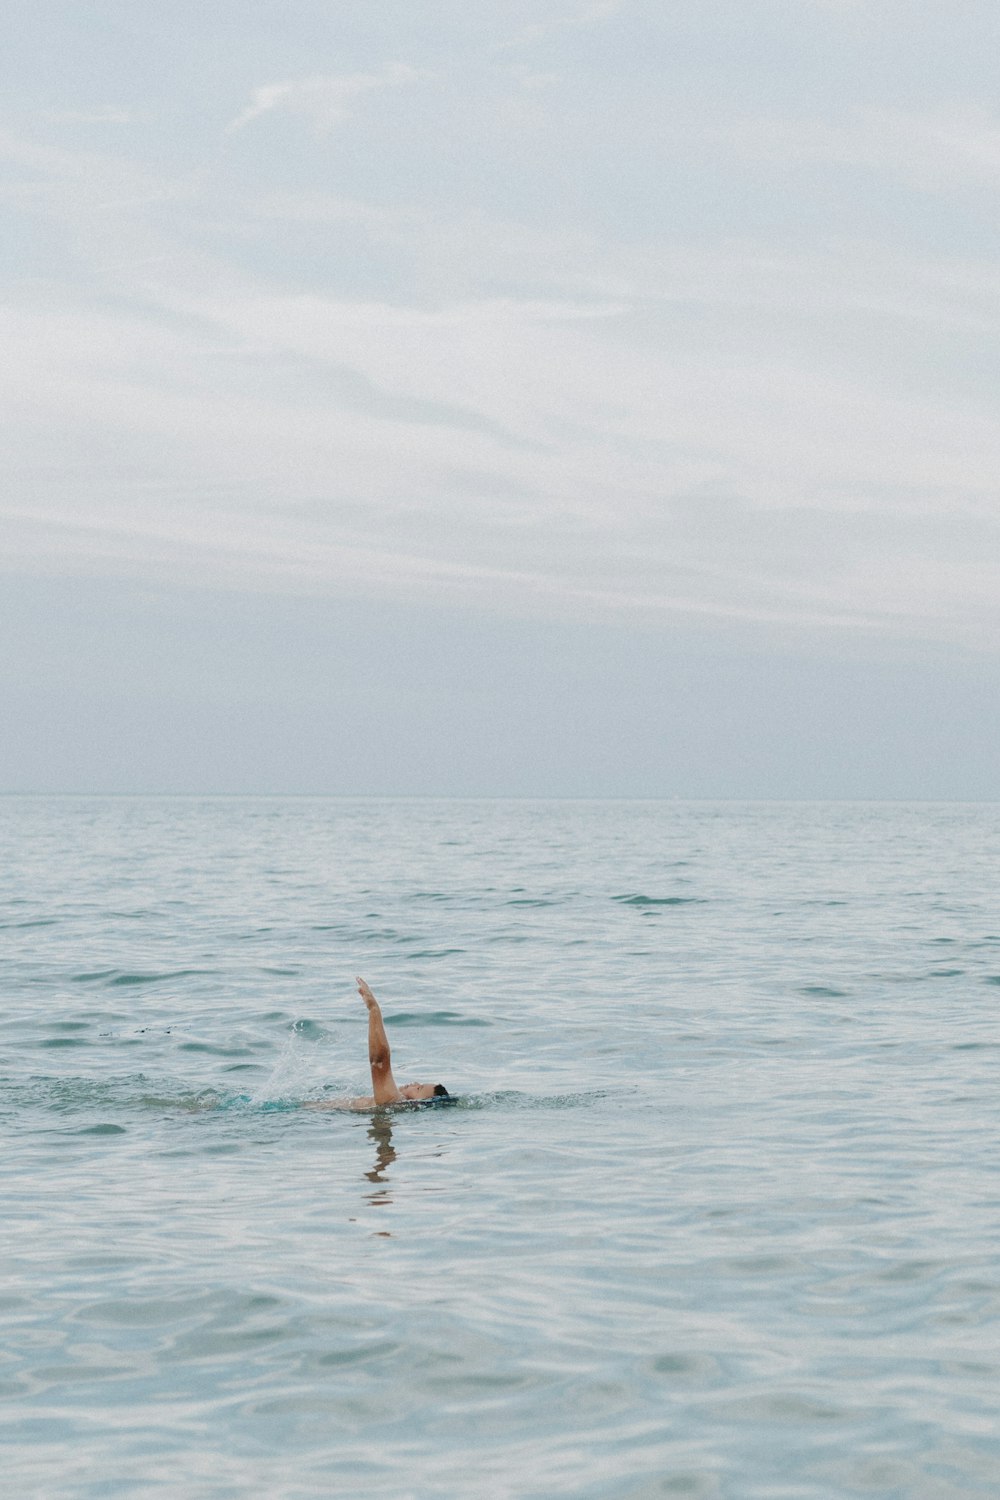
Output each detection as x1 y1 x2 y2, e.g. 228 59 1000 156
433 1084 450 1097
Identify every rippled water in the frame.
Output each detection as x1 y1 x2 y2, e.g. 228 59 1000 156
4 796 1000 1498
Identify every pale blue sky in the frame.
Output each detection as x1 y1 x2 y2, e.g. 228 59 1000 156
3 1 1000 793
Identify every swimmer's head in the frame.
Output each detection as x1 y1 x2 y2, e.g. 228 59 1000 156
398 1082 450 1102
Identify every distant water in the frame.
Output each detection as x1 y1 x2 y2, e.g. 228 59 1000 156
4 796 1000 1499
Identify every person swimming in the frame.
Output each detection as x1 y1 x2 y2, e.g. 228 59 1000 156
305 977 451 1111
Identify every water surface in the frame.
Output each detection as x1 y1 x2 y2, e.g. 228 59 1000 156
4 797 1000 1497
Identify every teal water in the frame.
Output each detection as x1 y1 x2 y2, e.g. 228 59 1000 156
3 796 1000 1499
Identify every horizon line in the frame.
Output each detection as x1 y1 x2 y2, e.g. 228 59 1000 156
2 791 999 804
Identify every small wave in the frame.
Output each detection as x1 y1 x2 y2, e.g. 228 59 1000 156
178 1041 258 1057
72 969 213 987
10 1074 188 1116
98 1025 173 1039
385 1010 490 1028
612 894 704 907
407 948 466 959
109 970 213 987
799 985 849 998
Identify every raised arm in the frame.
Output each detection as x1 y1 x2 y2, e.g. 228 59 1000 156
356 977 403 1105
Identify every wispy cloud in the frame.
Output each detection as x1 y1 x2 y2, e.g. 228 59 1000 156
5 3 1000 660
225 63 420 136
5 250 1000 651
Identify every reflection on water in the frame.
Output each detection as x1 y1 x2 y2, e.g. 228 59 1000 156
365 1116 396 1204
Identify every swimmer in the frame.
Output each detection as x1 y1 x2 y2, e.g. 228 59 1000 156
305 977 451 1111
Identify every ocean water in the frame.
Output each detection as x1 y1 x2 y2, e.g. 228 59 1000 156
3 796 1000 1500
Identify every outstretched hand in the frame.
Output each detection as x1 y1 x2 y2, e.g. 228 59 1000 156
356 976 378 1010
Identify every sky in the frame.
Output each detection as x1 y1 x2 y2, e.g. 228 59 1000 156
3 0 1000 795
